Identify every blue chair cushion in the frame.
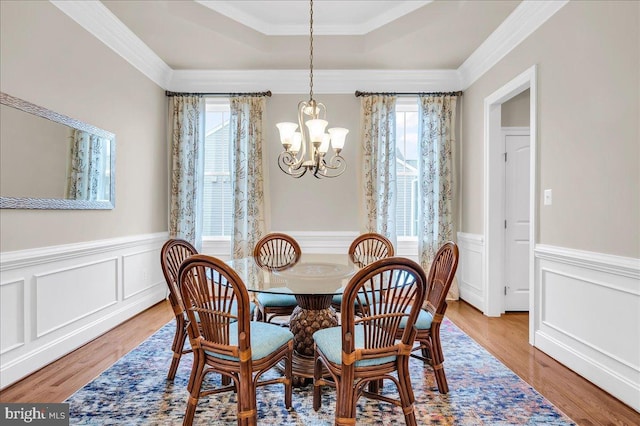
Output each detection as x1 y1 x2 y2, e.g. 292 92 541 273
331 289 381 307
399 308 433 330
231 300 256 318
205 321 293 361
257 290 298 308
313 324 396 367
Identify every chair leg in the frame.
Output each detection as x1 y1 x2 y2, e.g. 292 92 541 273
397 356 417 426
284 344 293 409
183 354 205 426
367 379 382 393
430 331 449 394
236 369 258 426
313 355 323 411
169 319 187 380
334 371 356 426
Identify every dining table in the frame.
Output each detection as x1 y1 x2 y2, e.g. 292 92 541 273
226 254 375 384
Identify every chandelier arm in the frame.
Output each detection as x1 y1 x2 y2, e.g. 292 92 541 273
279 150 303 169
313 154 346 178
278 151 308 178
326 154 347 171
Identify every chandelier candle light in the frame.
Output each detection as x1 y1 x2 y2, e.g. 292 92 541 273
276 0 348 178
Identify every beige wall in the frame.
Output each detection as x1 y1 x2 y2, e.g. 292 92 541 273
501 89 530 127
264 94 362 232
0 1 167 252
461 0 639 257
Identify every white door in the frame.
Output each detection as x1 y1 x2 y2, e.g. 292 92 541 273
504 131 530 311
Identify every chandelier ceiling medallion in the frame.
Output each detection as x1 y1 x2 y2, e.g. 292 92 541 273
276 0 348 178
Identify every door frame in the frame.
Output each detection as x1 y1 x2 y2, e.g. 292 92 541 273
483 65 537 344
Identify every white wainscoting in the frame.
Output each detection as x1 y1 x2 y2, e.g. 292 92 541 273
0 232 168 389
202 231 420 263
455 233 640 410
534 244 640 411
457 232 485 311
202 232 361 261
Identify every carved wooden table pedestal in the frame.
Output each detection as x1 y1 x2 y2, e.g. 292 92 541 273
287 294 338 385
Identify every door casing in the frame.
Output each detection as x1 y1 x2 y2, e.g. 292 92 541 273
483 65 537 345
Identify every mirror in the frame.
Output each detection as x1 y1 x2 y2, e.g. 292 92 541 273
0 92 115 209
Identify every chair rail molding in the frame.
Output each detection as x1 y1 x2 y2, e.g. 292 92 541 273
0 232 169 389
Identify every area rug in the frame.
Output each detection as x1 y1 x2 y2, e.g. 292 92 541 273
66 319 574 425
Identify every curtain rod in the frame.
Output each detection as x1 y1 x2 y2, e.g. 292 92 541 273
354 90 463 97
165 90 272 97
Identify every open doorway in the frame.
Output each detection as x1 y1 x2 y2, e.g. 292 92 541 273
483 65 537 344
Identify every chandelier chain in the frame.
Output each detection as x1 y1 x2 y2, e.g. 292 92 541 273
309 0 314 101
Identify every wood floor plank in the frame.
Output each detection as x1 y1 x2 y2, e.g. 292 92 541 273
1 299 638 425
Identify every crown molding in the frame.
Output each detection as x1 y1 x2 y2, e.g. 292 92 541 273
49 0 173 89
168 69 462 94
49 0 567 93
458 0 569 89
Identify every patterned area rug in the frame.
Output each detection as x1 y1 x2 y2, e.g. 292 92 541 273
66 319 574 425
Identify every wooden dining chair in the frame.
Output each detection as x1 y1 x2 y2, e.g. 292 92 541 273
331 232 395 312
253 233 302 323
313 257 427 426
160 238 198 380
349 232 395 267
179 254 294 426
395 241 459 394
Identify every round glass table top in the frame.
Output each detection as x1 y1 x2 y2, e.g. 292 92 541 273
274 262 354 280
226 255 361 296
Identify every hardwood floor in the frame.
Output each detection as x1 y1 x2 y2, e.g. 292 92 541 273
1 299 638 425
445 301 639 426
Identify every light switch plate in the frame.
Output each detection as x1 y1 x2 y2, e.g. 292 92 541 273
544 189 552 205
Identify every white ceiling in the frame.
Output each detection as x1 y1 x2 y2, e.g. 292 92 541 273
50 0 568 92
194 1 434 35
100 0 520 70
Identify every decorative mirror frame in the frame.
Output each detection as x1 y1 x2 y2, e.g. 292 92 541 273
0 92 116 210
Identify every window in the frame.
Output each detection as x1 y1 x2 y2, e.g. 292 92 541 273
202 98 232 238
395 99 419 238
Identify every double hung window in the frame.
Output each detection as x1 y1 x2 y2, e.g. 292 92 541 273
395 99 419 239
202 98 232 238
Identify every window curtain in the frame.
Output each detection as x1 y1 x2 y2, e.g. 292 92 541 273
230 96 266 258
418 94 459 300
66 129 109 201
168 95 204 250
361 95 398 247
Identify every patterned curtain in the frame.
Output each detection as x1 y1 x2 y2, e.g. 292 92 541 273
361 95 397 247
169 95 204 249
418 94 459 299
66 130 109 201
230 96 266 258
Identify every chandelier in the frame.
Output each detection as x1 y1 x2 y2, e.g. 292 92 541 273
276 0 348 178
